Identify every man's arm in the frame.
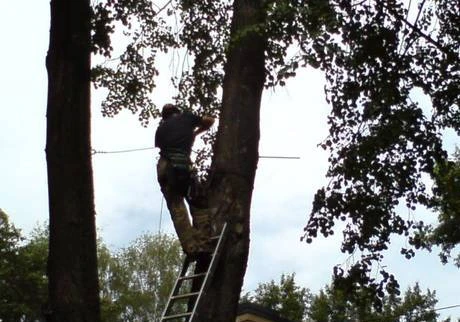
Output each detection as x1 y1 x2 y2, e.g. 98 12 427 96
194 116 215 137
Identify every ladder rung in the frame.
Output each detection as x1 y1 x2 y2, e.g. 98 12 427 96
162 311 192 321
178 272 206 281
171 291 200 300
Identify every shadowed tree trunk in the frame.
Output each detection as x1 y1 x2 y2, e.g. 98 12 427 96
45 0 100 321
196 1 267 321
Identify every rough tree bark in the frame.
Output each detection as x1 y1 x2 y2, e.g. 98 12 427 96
196 1 267 321
45 0 100 321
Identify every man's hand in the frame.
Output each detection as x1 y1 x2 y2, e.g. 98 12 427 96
194 116 215 137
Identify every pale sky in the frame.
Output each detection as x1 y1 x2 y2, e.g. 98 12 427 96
0 1 459 319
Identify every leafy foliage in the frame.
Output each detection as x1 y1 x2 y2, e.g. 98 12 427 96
91 0 231 126
0 210 48 322
91 0 339 120
99 233 183 322
0 210 182 322
242 273 450 322
91 0 176 125
241 273 311 322
299 0 459 307
428 148 460 265
309 282 446 322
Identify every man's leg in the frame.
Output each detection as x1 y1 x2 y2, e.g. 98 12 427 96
157 158 198 255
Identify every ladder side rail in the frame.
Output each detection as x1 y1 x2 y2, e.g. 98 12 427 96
189 223 228 322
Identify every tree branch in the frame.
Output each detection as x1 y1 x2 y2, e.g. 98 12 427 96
383 1 453 58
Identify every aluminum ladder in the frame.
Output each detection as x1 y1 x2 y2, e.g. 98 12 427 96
160 222 228 322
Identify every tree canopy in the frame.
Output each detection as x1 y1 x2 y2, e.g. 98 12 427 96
0 210 48 322
309 282 447 322
242 272 452 322
0 210 182 322
301 0 459 306
98 233 183 322
428 148 460 265
241 273 311 322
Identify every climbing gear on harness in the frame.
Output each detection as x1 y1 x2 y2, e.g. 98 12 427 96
163 149 192 172
162 149 193 195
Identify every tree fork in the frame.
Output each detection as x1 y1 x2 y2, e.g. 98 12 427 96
45 0 100 321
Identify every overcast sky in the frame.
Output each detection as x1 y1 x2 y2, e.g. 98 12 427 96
1 1 459 319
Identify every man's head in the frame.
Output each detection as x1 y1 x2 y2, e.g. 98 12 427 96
161 103 180 119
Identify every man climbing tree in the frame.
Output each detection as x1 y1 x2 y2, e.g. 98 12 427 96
92 1 266 320
91 0 458 320
155 103 215 258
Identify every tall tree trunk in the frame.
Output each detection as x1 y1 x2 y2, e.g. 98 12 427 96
45 0 100 321
197 1 267 321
